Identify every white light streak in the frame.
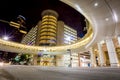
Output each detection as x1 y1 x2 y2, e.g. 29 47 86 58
113 12 118 22
75 5 83 13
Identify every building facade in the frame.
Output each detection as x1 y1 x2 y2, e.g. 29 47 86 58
21 9 78 66
21 26 38 45
57 21 77 45
38 10 59 46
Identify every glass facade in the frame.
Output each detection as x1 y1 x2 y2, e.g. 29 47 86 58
64 25 77 44
20 10 78 67
21 26 38 45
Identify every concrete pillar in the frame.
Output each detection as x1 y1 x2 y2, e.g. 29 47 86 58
56 55 64 67
97 43 106 66
89 48 96 67
33 54 38 65
117 36 120 45
78 53 81 67
106 37 119 67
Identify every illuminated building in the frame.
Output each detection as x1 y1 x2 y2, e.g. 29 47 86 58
1 0 120 68
64 24 77 44
21 10 77 46
38 10 58 46
57 21 77 45
21 9 78 66
21 26 38 45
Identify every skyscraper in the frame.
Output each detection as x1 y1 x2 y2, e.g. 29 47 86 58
22 9 77 46
38 10 59 46
21 9 78 66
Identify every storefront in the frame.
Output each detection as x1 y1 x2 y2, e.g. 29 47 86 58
38 54 56 66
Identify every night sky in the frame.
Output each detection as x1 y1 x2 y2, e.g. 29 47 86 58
0 0 86 42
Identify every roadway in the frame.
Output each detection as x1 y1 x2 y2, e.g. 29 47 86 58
0 65 120 80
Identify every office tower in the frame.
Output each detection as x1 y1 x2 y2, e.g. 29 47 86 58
57 21 77 45
21 9 78 66
38 10 59 46
64 24 77 44
22 10 77 46
21 25 38 45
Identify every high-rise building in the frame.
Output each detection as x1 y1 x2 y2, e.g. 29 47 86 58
38 10 59 46
21 9 78 66
22 10 77 46
21 25 38 45
57 21 77 45
64 24 77 44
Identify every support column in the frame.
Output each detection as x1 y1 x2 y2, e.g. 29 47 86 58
89 48 96 67
78 53 81 67
67 49 72 67
117 36 120 45
97 43 106 66
106 37 119 67
33 54 38 65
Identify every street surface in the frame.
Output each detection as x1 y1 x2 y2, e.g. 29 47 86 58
0 65 120 80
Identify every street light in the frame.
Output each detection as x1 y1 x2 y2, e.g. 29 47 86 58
2 36 9 40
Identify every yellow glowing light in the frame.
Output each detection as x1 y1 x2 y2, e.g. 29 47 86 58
9 21 20 28
19 30 27 34
0 24 93 54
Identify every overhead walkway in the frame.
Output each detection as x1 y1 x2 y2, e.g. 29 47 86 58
0 0 120 55
0 24 93 54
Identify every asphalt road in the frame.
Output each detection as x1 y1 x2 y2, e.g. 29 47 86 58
0 68 14 80
0 65 120 80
